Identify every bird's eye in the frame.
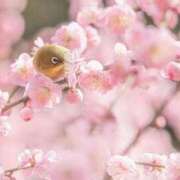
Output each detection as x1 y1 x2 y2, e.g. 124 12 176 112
51 57 61 65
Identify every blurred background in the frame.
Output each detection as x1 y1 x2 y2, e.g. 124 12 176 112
0 0 70 61
23 0 69 38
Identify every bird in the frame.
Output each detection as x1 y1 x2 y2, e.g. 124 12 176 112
33 44 71 80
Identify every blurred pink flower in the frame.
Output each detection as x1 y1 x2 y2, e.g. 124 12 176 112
18 149 57 167
69 0 102 19
125 25 179 68
25 75 61 109
10 53 34 86
0 11 25 44
20 107 33 121
85 26 101 48
103 4 136 34
77 6 102 26
162 61 180 81
107 155 138 179
65 88 83 104
79 70 112 92
51 22 87 54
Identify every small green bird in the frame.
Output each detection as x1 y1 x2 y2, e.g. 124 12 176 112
33 44 71 80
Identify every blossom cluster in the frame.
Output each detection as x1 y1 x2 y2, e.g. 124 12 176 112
0 149 57 179
0 0 179 179
107 153 180 180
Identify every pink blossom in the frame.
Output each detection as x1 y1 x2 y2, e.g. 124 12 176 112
18 149 57 168
10 53 34 86
137 153 167 173
20 107 33 121
65 88 83 104
79 70 112 92
25 74 61 108
77 6 102 26
125 26 179 68
162 61 180 81
80 60 103 73
18 149 57 179
107 155 138 179
103 4 136 34
51 22 87 54
69 0 102 19
85 26 101 48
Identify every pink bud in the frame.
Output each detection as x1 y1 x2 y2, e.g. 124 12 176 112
155 116 167 128
20 107 33 121
162 62 180 81
65 88 83 104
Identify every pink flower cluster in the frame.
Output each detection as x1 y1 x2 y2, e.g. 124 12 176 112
0 0 27 59
0 149 57 179
107 153 180 180
0 0 179 179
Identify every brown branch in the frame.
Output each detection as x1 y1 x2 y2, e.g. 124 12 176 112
4 163 35 177
1 96 29 114
122 82 180 155
135 161 165 169
1 78 68 114
8 86 21 103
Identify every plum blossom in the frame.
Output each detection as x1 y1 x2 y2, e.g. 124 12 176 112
1 0 180 179
162 61 180 81
78 60 112 92
65 88 83 104
125 25 180 68
18 149 57 168
103 4 136 34
107 155 138 180
51 22 87 54
137 153 167 175
25 74 61 108
85 26 101 48
20 107 33 121
18 149 57 179
10 53 35 86
77 6 102 26
79 69 112 92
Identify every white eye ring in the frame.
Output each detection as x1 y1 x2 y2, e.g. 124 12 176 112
51 57 60 64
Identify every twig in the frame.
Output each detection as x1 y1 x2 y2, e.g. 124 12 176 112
1 96 29 114
135 161 165 169
4 163 35 177
122 82 180 155
8 86 21 103
1 78 68 114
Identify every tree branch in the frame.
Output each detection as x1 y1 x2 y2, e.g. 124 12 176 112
122 82 180 155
